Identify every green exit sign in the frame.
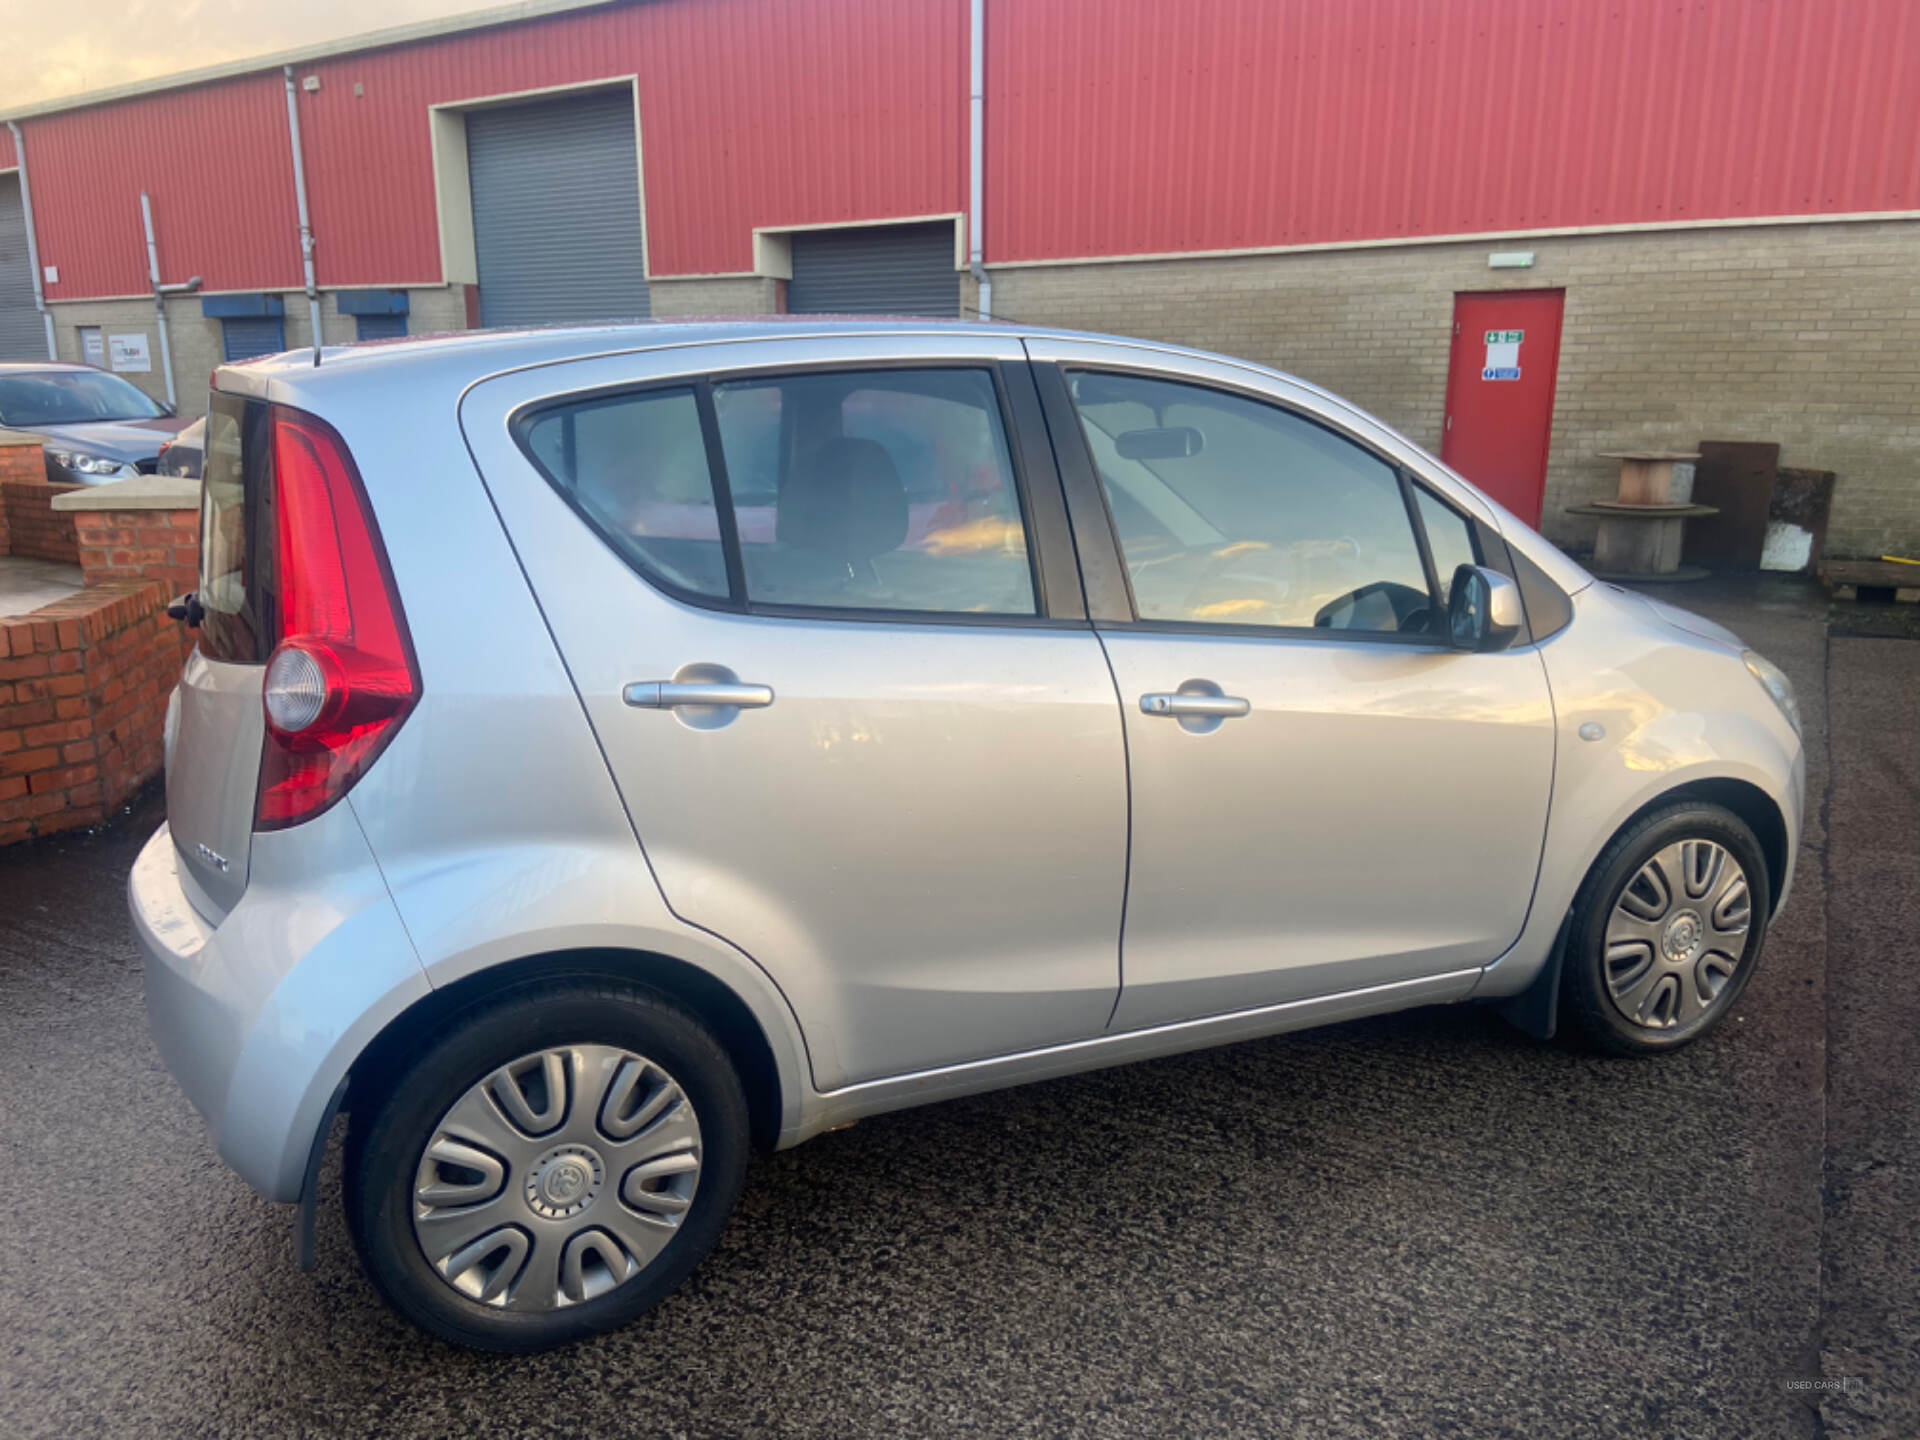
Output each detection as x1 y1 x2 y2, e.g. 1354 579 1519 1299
1484 329 1524 344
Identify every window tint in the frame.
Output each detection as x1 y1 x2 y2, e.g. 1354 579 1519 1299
196 393 263 663
713 369 1035 615
1069 371 1436 634
1413 486 1479 606
522 388 729 600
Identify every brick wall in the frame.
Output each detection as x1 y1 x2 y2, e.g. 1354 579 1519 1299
0 436 38 551
1 480 80 563
48 284 474 422
72 508 199 595
0 580 177 845
650 275 784 317
991 218 1920 559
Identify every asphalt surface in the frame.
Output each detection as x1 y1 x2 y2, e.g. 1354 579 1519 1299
1 575 1914 1439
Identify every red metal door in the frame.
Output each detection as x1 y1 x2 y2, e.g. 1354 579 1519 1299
1440 290 1564 527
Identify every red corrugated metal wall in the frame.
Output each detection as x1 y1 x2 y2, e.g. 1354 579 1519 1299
989 0 1920 262
29 74 301 299
12 0 1918 296
0 129 16 171
295 0 964 284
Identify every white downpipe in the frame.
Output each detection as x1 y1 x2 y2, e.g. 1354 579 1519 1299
283 66 323 365
968 0 990 321
140 192 179 411
7 120 57 359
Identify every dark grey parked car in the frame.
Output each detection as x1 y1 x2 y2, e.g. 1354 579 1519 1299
0 362 190 483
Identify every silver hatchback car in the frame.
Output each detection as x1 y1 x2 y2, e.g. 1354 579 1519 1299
133 321 1803 1351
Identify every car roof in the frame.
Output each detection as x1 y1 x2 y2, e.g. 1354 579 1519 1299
229 317 1078 377
216 315 1331 409
0 361 101 374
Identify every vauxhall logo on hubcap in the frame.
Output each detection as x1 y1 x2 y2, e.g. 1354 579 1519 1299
525 1144 604 1218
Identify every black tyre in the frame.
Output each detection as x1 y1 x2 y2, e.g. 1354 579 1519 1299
1560 801 1772 1056
344 980 749 1352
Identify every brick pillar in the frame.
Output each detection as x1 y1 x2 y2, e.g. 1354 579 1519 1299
52 474 201 595
0 430 48 552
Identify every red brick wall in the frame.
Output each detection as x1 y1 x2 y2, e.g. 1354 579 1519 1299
0 580 180 845
0 439 50 552
73 508 200 595
1 479 81 563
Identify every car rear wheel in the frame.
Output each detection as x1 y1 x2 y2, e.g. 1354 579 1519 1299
1560 801 1772 1056
344 981 749 1352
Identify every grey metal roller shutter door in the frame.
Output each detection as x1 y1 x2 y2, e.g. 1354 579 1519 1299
787 223 959 317
0 176 47 361
467 92 649 328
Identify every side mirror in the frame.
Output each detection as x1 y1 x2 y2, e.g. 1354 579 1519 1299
1448 565 1524 652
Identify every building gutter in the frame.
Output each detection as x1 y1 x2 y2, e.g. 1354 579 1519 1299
6 121 57 359
140 192 202 410
283 66 323 365
967 0 990 321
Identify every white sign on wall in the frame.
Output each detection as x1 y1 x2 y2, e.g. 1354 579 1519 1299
108 333 152 373
1481 328 1523 381
80 328 106 367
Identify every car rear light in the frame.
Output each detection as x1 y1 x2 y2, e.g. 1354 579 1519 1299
255 406 419 830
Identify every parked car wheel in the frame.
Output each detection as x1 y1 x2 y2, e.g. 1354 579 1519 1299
344 981 749 1352
1560 801 1772 1056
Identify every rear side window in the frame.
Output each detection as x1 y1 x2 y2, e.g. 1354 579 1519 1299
521 388 729 601
520 367 1038 619
196 392 269 663
713 369 1035 616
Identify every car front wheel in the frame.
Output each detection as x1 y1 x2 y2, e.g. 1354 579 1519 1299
344 981 749 1352
1560 800 1773 1056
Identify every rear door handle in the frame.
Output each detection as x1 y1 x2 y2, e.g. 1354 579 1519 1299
624 681 775 709
1140 692 1250 719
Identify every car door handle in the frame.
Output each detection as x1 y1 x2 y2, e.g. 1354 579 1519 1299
1140 692 1251 719
624 681 775 709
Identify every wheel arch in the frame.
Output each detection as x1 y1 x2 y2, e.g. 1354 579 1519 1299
1628 775 1789 915
348 948 788 1151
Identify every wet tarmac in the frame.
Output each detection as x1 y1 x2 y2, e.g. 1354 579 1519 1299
0 574 1912 1439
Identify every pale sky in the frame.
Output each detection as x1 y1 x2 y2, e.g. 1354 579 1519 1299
1 0 537 110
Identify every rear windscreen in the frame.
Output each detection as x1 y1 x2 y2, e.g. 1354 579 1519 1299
197 392 271 663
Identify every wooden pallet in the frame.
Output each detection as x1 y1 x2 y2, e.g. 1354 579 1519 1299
1820 559 1920 603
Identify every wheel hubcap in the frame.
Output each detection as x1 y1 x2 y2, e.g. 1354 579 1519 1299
1603 840 1751 1030
412 1044 702 1310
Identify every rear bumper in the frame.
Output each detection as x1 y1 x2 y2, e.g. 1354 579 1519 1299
133 813 430 1202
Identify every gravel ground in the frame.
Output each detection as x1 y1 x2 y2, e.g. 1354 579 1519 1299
0 575 1912 1439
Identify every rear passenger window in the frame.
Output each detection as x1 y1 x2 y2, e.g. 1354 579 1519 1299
522 388 729 600
713 369 1035 616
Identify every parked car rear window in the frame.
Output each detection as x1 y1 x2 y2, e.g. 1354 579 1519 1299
712 369 1036 616
522 387 730 601
0 370 165 427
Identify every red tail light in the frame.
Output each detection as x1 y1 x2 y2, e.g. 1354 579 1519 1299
255 406 419 830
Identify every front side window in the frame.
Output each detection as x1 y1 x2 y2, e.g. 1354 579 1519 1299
713 368 1035 616
522 387 729 600
1068 371 1437 635
1413 485 1480 606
